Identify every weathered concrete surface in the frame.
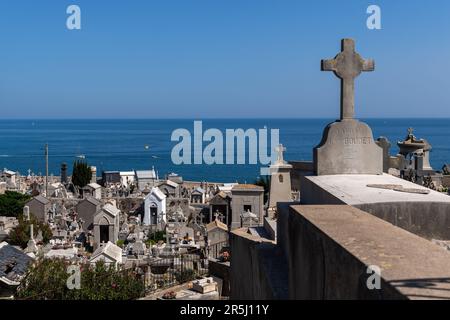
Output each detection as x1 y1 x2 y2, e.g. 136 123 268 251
313 119 383 175
229 228 288 300
263 217 277 241
208 259 230 297
287 205 450 300
301 174 450 239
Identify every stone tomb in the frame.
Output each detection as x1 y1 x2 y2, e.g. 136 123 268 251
314 39 382 175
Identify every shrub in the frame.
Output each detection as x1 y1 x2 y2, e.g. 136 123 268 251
175 269 196 284
16 259 145 300
9 214 52 249
0 191 31 217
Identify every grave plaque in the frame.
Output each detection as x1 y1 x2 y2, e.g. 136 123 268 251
314 39 382 175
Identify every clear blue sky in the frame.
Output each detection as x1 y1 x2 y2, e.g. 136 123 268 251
0 0 449 118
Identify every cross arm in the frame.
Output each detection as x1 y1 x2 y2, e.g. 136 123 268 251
321 58 337 72
362 59 375 72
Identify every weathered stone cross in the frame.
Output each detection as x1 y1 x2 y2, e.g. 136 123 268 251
275 144 286 163
321 39 374 120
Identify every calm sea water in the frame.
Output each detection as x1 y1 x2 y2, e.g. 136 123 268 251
0 119 448 183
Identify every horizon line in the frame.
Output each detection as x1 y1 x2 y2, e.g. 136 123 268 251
1 117 449 120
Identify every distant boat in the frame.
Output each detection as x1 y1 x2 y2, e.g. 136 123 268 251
152 155 159 159
76 154 86 159
144 145 150 150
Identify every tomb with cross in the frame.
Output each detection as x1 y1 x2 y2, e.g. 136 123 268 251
313 39 383 175
268 144 293 215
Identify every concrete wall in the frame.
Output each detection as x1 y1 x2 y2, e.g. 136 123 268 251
300 176 345 205
230 229 288 300
208 259 230 297
300 175 450 240
356 201 450 240
284 205 450 300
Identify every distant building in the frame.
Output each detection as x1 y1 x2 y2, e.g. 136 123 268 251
167 172 183 184
90 241 122 269
206 219 228 246
82 183 102 199
76 197 101 231
93 202 120 249
119 171 135 187
209 192 231 225
143 187 166 229
102 171 121 185
135 169 157 191
1 169 17 187
191 187 206 204
25 195 51 223
158 180 180 198
230 184 264 230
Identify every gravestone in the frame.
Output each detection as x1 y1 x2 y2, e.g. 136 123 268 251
376 137 391 173
314 39 382 175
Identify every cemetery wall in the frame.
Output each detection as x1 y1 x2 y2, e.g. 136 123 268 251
356 202 450 240
208 259 230 296
283 205 450 299
229 229 281 300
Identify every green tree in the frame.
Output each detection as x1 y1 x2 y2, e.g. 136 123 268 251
16 259 145 300
0 191 31 217
72 160 92 188
8 214 52 249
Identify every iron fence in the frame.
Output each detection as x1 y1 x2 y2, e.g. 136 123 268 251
144 253 209 294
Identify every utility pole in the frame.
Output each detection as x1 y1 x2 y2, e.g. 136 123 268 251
45 143 48 197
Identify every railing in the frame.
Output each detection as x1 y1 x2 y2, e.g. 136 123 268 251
144 253 209 294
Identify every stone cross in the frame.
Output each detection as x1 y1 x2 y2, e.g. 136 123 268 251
275 144 286 163
321 39 374 120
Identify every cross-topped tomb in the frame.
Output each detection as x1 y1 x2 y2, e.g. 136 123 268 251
313 38 382 175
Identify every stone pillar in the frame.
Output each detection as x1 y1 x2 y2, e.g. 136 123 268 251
414 153 424 185
91 166 97 184
376 137 391 173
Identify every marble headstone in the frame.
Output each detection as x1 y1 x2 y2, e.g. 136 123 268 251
314 39 382 175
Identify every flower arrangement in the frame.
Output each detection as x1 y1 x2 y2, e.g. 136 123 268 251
162 291 177 300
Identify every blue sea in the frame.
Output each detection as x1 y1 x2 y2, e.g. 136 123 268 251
0 119 449 183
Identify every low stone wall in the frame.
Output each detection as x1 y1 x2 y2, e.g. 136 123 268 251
208 259 230 297
356 202 450 240
263 217 277 241
284 205 450 299
300 175 450 240
229 229 288 300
